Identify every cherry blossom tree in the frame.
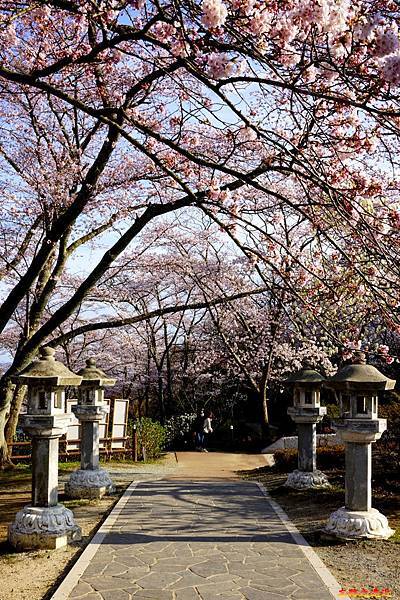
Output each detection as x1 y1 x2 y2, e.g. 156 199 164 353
53 223 397 426
0 0 399 327
0 186 268 465
0 0 400 465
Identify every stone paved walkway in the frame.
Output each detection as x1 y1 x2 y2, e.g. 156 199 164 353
58 477 340 600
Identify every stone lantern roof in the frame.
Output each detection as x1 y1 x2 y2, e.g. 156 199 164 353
13 347 82 386
283 368 326 386
325 352 396 392
77 358 116 388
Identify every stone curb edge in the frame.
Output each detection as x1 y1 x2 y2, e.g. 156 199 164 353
50 481 140 600
255 481 350 600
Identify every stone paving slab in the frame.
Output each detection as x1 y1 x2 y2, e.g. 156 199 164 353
52 480 345 600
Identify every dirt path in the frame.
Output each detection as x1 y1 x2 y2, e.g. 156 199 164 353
169 451 273 480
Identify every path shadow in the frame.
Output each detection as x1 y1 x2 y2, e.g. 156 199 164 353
101 480 306 548
102 531 296 545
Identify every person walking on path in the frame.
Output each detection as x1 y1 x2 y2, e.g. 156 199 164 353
202 410 213 452
193 410 205 451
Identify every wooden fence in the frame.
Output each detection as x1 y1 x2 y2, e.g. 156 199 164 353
9 398 131 462
7 436 131 461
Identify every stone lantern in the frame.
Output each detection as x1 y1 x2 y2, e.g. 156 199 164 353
65 358 115 499
8 347 82 550
324 351 395 539
283 367 330 489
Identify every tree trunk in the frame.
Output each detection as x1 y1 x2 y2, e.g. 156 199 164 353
0 344 42 469
261 386 269 425
157 375 165 424
259 364 272 444
260 364 270 426
137 395 143 419
165 345 173 415
0 380 16 468
260 318 281 431
5 384 26 444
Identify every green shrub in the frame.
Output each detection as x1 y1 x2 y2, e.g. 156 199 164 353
379 402 400 434
316 445 345 469
273 445 345 472
273 448 298 471
136 418 166 460
325 403 340 419
375 402 400 475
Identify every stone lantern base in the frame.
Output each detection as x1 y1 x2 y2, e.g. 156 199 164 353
285 469 330 490
65 468 114 499
324 506 395 540
8 504 82 550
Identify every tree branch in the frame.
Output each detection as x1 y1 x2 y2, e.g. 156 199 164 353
48 285 270 347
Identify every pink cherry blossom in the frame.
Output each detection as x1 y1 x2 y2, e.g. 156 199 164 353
381 54 400 85
373 25 400 58
249 9 272 36
206 52 234 78
202 0 228 29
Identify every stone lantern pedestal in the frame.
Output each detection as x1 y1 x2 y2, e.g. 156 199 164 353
8 348 82 550
324 352 395 540
285 411 330 489
65 359 115 499
65 406 114 498
284 368 330 490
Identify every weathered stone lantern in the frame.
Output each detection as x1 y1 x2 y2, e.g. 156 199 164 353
324 351 395 539
65 358 115 499
8 347 82 550
283 367 330 489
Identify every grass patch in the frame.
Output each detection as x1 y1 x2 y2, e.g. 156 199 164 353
0 463 31 477
389 528 400 543
57 455 168 472
0 464 31 487
58 461 80 472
